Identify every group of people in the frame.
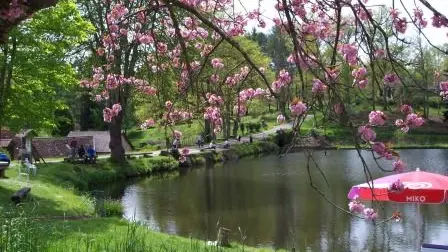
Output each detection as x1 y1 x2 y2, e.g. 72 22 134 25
69 143 96 163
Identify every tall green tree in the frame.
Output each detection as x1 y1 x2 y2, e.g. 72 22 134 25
0 0 93 132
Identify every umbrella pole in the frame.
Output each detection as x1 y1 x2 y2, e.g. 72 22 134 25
417 203 421 251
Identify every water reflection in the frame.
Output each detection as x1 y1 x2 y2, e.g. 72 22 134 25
120 149 448 251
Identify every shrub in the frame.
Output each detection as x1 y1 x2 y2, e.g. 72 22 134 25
103 199 123 217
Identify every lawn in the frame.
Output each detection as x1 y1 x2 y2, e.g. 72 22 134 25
127 111 283 151
0 161 94 217
0 216 281 252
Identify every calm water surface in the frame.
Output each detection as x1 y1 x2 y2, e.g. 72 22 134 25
117 149 448 251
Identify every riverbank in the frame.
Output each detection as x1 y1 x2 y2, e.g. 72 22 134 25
0 141 282 251
0 215 277 251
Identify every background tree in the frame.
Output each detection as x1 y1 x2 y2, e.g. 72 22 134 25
0 0 92 132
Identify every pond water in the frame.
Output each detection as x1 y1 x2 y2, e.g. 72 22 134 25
116 149 448 251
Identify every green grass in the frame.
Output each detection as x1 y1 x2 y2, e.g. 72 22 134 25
0 162 94 217
103 199 123 217
0 215 280 252
29 156 178 191
229 141 279 158
127 111 283 151
127 121 204 151
49 218 275 252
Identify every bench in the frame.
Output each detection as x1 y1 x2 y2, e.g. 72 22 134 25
11 187 31 204
0 161 9 178
64 156 96 164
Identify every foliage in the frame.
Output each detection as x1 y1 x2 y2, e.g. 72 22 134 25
103 199 123 217
0 147 11 159
229 141 278 158
0 0 93 132
0 215 277 252
0 165 94 216
51 108 75 136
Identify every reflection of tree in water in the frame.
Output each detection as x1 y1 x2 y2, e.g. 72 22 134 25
121 151 448 250
204 167 215 241
274 162 294 249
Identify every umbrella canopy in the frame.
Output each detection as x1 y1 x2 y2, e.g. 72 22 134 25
348 168 448 204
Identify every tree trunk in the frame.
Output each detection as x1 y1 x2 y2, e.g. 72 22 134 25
232 119 239 137
225 102 231 139
109 113 125 163
204 119 212 143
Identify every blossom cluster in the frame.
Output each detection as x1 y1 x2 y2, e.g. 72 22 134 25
140 119 156 130
358 105 423 173
388 179 405 193
204 93 224 133
348 196 378 221
0 0 25 22
440 81 448 100
271 69 292 92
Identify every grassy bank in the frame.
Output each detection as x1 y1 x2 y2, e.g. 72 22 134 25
0 215 276 252
36 156 178 191
0 141 284 252
0 167 94 217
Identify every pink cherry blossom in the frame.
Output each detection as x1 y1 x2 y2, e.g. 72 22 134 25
112 103 122 116
181 148 190 155
103 108 113 123
372 142 386 156
363 208 378 221
368 110 386 126
173 130 183 139
413 8 427 28
432 15 448 28
388 179 405 192
289 101 307 117
358 125 376 142
140 119 156 129
179 155 187 163
210 74 220 83
383 73 400 86
352 67 367 80
400 104 413 115
165 101 173 109
406 113 424 128
358 79 368 89
374 49 385 59
312 79 328 94
211 58 224 69
348 199 365 214
440 81 448 100
338 44 358 66
392 159 407 173
277 114 285 124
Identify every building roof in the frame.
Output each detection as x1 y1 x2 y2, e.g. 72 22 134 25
67 131 131 153
0 129 15 139
32 136 93 158
0 139 12 148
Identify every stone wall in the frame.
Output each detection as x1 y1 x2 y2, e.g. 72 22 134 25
32 136 93 158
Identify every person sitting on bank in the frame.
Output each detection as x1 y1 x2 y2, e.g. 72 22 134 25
223 140 230 149
172 139 179 150
86 145 96 163
77 145 86 158
208 141 216 149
